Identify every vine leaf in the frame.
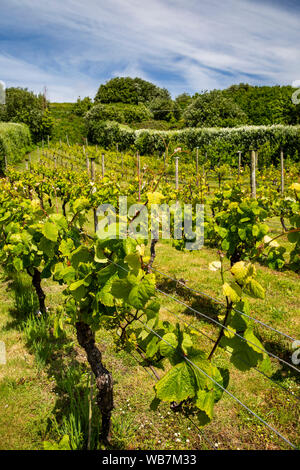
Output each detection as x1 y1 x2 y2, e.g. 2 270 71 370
42 221 59 242
155 361 197 402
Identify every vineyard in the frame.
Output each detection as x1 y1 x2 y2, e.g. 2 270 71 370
0 140 299 451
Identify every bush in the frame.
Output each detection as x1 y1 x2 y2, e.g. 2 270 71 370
0 87 54 142
86 122 300 164
86 121 135 151
183 91 248 127
0 123 31 173
85 103 152 125
73 97 93 116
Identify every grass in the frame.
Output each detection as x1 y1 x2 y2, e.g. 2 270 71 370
1 154 299 450
0 236 299 450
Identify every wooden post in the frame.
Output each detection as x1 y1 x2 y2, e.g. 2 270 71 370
238 151 241 177
116 143 119 153
25 158 29 171
137 152 141 201
102 153 105 178
66 134 70 146
196 147 199 186
163 152 166 172
90 157 97 232
90 157 95 181
175 156 179 191
47 135 50 147
280 149 284 195
251 150 256 198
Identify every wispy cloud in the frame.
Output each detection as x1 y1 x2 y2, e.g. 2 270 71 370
0 0 299 101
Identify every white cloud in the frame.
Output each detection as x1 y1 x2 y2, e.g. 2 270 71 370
1 0 299 100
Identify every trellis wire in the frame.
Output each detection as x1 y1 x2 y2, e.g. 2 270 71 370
136 317 297 450
103 257 297 448
156 288 300 374
152 266 296 343
160 302 300 402
117 331 216 449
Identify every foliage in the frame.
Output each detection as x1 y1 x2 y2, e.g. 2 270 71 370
95 77 170 105
0 122 32 172
86 121 300 162
223 83 300 125
149 97 180 122
50 103 87 144
183 90 248 128
0 87 54 142
85 103 152 125
73 96 93 116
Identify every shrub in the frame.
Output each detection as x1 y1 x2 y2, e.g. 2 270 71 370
86 122 300 164
85 103 152 125
183 91 248 127
0 123 31 173
0 87 54 142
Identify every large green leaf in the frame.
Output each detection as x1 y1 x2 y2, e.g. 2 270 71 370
155 361 197 402
70 245 92 269
159 332 178 358
245 278 265 299
128 277 155 309
124 253 141 273
220 335 263 371
195 390 215 420
42 221 59 242
69 279 87 301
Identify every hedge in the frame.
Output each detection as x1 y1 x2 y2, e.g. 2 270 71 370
87 122 300 165
0 122 31 173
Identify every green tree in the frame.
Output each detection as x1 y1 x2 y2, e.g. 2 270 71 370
95 77 170 105
184 90 248 127
175 93 193 113
149 97 180 121
0 87 54 142
73 96 93 116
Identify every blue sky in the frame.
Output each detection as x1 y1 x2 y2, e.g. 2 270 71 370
0 0 299 102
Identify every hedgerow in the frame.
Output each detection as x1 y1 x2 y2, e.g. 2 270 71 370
87 123 300 164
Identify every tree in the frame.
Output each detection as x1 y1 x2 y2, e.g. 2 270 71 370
0 87 54 142
175 93 192 112
73 96 93 116
183 90 248 127
94 77 170 105
149 97 180 121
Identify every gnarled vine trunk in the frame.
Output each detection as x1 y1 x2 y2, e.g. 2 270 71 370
27 267 46 314
75 321 113 445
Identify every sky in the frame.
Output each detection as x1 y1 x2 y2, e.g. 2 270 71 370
0 0 300 102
